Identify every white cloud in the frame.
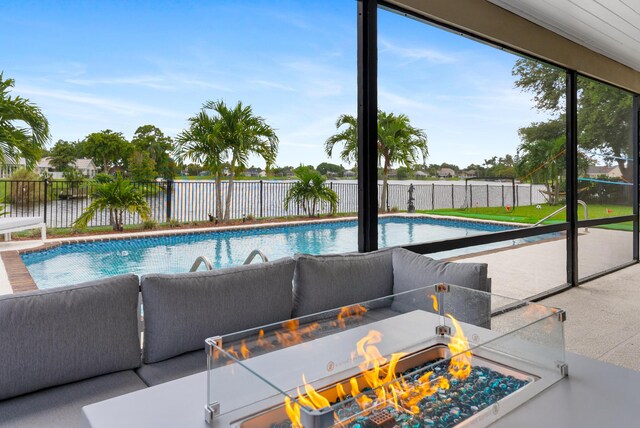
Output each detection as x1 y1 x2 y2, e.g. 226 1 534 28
249 79 294 92
65 74 231 92
379 38 458 65
17 85 184 118
379 90 439 113
66 76 174 90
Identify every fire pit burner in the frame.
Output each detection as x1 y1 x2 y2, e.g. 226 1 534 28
262 349 532 428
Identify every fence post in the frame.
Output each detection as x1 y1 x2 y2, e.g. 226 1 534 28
451 184 454 208
166 179 173 222
530 184 533 205
259 180 264 218
431 183 435 210
43 179 48 225
470 185 473 208
501 185 505 207
486 184 489 207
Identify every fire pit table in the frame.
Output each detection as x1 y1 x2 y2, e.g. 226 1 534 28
203 284 566 428
81 284 640 427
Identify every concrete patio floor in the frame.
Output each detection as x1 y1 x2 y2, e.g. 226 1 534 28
536 264 640 373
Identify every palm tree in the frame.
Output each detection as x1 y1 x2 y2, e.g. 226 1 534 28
175 107 227 221
284 166 338 217
325 111 428 211
377 112 428 211
207 100 278 221
0 73 50 168
74 175 151 231
175 100 278 222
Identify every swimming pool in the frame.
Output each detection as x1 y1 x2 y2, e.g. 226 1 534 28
21 217 549 289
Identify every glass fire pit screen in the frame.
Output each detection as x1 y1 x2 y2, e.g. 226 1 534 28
205 284 567 428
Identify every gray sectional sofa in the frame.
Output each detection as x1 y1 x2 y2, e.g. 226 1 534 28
0 248 489 427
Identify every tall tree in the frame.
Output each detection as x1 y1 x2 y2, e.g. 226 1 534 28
316 162 345 176
128 151 157 182
515 119 566 204
176 100 278 222
175 107 227 220
131 125 177 179
208 100 278 221
325 111 428 211
79 130 131 174
513 58 634 179
49 140 78 172
0 73 49 168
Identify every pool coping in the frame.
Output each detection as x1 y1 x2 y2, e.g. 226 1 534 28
3 213 532 293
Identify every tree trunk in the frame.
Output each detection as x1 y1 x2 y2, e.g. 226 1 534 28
223 170 235 221
214 173 223 220
381 160 390 211
616 158 632 182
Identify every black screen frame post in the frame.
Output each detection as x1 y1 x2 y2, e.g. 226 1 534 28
633 95 639 261
566 70 579 286
357 0 379 253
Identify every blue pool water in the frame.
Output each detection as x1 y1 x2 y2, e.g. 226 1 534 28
22 217 551 289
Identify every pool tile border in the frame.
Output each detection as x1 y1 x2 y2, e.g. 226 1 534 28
1 251 37 293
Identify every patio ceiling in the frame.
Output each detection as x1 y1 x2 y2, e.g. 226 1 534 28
488 0 640 72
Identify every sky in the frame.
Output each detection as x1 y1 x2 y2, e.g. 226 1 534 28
1 0 551 169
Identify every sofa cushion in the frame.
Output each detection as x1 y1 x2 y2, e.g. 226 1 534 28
292 249 394 317
0 370 146 428
392 248 489 294
141 257 296 364
0 274 141 401
391 248 490 326
136 350 205 387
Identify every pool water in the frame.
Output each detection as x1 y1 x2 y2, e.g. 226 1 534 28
22 217 548 289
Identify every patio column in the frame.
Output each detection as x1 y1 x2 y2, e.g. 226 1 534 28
357 0 378 252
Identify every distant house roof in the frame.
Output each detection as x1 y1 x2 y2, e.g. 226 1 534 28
587 165 612 176
14 157 96 171
344 170 356 177
437 167 456 177
74 158 96 170
414 171 428 177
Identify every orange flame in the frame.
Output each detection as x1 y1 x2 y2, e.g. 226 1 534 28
284 396 302 428
275 319 320 347
283 316 473 426
446 314 472 380
430 294 438 312
225 346 240 360
257 329 275 350
240 340 250 359
335 304 368 329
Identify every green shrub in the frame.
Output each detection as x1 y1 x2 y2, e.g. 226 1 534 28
8 168 45 203
142 220 157 230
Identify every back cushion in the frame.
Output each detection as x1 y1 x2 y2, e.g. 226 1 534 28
0 274 141 401
391 248 490 327
292 249 394 318
141 258 296 364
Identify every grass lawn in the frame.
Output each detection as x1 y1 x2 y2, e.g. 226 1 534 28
418 204 634 230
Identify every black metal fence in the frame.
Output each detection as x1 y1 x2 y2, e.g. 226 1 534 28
0 179 547 229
